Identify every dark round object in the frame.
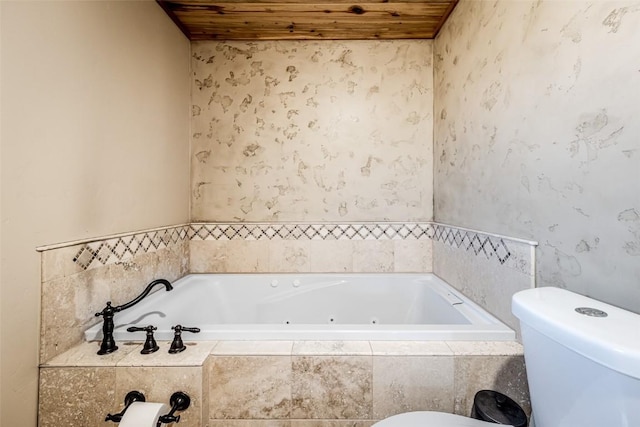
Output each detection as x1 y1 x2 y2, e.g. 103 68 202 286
470 390 527 427
170 391 191 411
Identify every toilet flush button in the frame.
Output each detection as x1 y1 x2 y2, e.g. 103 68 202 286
575 307 608 317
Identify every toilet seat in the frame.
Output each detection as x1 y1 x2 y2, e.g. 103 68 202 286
372 411 512 427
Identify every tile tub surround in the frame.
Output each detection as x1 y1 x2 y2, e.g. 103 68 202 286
38 340 528 427
432 224 537 335
39 341 214 427
208 340 528 424
40 224 191 274
38 228 189 363
188 221 535 275
189 222 435 273
189 237 433 273
38 221 535 362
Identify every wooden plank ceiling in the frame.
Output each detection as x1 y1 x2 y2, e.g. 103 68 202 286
157 0 458 40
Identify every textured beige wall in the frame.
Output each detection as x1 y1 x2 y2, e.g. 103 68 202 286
191 40 433 222
434 1 640 312
0 1 190 424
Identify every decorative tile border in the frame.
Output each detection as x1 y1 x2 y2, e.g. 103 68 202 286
189 222 435 241
37 222 536 271
432 223 512 265
71 225 190 270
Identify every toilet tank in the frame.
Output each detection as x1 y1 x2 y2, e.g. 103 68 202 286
512 287 640 427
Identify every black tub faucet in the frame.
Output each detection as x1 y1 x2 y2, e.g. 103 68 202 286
95 279 173 355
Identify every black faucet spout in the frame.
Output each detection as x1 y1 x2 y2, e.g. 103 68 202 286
95 279 173 355
115 279 173 312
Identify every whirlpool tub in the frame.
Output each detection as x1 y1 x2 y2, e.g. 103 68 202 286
85 273 515 342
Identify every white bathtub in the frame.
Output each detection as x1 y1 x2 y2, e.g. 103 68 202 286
85 273 515 342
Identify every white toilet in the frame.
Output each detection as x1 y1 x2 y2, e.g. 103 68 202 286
373 286 640 427
373 411 510 426
513 286 640 426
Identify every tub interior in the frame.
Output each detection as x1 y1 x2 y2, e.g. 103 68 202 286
86 273 515 341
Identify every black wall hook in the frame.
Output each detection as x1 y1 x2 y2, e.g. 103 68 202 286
105 391 146 423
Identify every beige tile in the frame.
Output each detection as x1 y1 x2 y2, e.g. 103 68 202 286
209 421 292 427
432 240 530 335
446 341 523 356
40 242 189 363
156 241 190 279
117 341 216 366
40 268 110 363
108 245 188 308
309 240 354 272
40 272 79 333
40 326 87 365
352 241 394 272
502 241 535 277
189 240 227 273
212 341 293 355
393 239 433 272
39 367 116 427
116 366 203 427
77 273 117 322
269 241 312 272
293 341 371 356
292 356 372 419
42 341 141 367
453 355 530 417
291 421 375 427
191 240 270 273
209 356 292 419
227 240 271 272
372 356 454 419
41 244 85 283
202 356 213 424
370 341 452 356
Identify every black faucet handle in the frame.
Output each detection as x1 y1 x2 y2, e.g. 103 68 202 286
95 281 171 357
127 325 159 354
126 325 156 333
96 301 120 317
168 325 200 354
95 301 109 317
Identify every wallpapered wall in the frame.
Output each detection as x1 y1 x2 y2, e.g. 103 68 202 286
191 40 434 222
434 0 640 312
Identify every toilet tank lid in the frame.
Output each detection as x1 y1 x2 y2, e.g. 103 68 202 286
512 287 640 380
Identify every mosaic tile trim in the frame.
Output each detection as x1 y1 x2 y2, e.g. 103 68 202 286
68 222 520 270
432 223 511 265
72 226 190 270
189 222 435 241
